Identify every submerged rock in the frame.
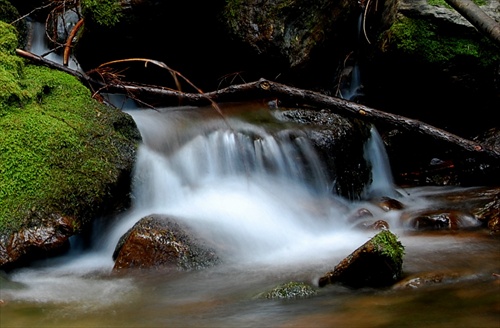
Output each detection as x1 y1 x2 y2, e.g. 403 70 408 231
264 281 317 299
318 230 404 288
402 210 481 231
113 215 219 271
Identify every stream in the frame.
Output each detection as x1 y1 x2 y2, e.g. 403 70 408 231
1 20 499 328
2 102 499 328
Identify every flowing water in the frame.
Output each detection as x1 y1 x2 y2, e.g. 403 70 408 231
1 102 499 328
1 22 499 328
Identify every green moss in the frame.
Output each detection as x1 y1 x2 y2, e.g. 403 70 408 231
265 281 317 299
0 22 138 235
81 0 123 27
427 0 486 7
387 17 500 67
371 230 405 269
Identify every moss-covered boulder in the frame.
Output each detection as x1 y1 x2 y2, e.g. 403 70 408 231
318 230 405 288
0 20 141 270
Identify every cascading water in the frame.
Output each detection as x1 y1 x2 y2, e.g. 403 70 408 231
340 12 364 102
4 19 499 328
363 126 399 199
99 104 373 267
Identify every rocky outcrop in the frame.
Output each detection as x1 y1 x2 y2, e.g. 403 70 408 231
318 230 405 288
113 215 219 271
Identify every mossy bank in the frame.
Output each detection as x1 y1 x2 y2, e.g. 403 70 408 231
0 19 140 264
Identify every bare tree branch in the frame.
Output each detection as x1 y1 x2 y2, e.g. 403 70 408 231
444 0 500 46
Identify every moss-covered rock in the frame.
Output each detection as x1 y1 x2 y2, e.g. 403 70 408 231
318 230 405 288
264 281 317 299
0 20 140 269
385 16 499 67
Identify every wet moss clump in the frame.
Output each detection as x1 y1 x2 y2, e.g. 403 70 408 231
371 230 405 277
0 20 139 236
265 281 317 299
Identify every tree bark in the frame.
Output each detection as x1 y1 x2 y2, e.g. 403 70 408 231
444 0 500 47
15 48 500 164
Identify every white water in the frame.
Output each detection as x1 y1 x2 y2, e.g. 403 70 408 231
3 103 399 306
4 19 498 328
101 105 378 267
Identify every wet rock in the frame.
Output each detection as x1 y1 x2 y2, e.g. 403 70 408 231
318 230 404 288
355 220 390 231
402 210 481 231
374 197 405 212
264 281 317 299
0 214 78 271
276 108 371 200
113 214 219 271
488 217 500 235
393 271 466 290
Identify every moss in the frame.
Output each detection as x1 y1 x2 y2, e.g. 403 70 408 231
371 230 405 269
387 17 500 67
80 0 123 27
0 22 138 235
264 281 317 299
427 0 486 7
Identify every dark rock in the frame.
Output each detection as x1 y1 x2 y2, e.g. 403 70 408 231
113 214 219 271
402 210 481 231
318 230 404 288
275 108 371 200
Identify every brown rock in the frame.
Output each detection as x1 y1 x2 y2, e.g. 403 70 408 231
0 214 77 270
113 214 219 271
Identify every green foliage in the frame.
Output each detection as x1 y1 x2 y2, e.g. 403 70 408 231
371 230 405 268
81 0 123 27
0 23 138 234
265 281 317 299
388 17 500 67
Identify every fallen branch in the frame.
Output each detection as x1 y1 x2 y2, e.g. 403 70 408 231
63 18 84 66
15 48 500 163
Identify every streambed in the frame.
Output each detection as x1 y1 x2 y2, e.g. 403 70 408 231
2 104 499 328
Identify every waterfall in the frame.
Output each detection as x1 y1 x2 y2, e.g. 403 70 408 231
340 12 364 101
97 105 371 266
19 20 397 270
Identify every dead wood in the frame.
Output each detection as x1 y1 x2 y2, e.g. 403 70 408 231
444 0 500 47
63 18 84 66
15 48 500 164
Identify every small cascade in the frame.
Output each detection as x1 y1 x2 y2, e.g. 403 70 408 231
98 106 366 265
363 125 399 199
340 12 364 101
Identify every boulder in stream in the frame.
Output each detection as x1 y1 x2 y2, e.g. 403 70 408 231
113 214 219 271
318 230 405 288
